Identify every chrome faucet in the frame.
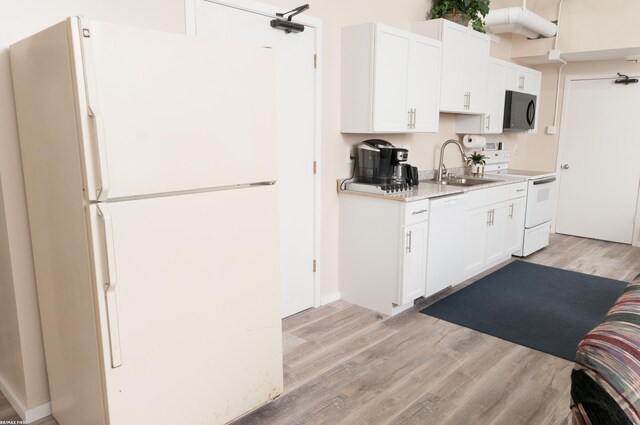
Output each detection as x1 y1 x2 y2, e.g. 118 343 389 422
436 139 468 182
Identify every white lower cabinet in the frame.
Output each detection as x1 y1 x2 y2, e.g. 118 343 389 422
485 202 510 264
463 206 491 277
462 182 527 278
339 195 428 316
505 197 526 254
400 221 428 304
339 182 528 316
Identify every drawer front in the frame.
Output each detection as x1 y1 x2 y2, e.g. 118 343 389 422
404 199 430 225
466 185 510 209
509 182 528 199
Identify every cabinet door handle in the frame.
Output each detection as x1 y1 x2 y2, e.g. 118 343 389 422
490 208 495 226
468 92 471 109
485 115 491 130
407 109 412 129
412 108 417 129
487 209 491 226
406 231 412 253
412 209 429 215
509 203 514 219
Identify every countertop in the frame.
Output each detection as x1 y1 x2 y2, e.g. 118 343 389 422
337 174 527 203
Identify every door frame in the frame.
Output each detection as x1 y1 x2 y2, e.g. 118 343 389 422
185 0 323 306
555 73 640 247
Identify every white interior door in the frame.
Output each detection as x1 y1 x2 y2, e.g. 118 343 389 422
193 1 317 317
89 186 282 425
556 76 640 244
84 20 277 199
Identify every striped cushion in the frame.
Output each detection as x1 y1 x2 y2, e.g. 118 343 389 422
571 277 640 425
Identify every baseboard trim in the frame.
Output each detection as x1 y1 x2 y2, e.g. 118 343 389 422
24 401 52 423
320 292 341 305
0 373 52 423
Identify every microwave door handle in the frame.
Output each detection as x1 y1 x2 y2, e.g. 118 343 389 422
533 177 557 185
526 100 536 126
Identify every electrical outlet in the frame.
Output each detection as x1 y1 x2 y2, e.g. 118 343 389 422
546 125 557 135
347 147 355 163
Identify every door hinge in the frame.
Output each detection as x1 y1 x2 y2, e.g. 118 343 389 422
313 260 317 272
313 160 317 175
313 54 317 69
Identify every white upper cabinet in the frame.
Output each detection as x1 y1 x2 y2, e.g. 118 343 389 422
506 62 542 133
464 30 490 113
455 58 507 134
409 36 443 132
341 23 442 133
456 59 542 135
411 19 490 114
507 64 541 95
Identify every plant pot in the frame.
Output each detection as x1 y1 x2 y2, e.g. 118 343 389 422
443 12 471 26
469 164 484 176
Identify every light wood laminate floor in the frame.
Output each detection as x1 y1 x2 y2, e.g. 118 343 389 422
3 234 639 425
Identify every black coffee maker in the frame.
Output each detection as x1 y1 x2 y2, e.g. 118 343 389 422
355 139 419 187
355 139 394 184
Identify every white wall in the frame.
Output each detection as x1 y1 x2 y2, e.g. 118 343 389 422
0 0 186 413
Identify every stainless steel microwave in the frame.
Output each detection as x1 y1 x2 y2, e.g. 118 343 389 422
503 90 536 132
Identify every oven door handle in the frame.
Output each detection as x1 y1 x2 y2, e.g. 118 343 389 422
533 177 556 185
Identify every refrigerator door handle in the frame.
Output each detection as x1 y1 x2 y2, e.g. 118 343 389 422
88 106 111 201
79 17 110 201
97 204 122 368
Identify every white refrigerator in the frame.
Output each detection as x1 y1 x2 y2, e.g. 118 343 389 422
11 17 283 425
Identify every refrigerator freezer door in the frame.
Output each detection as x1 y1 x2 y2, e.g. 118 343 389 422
88 185 282 424
77 19 277 200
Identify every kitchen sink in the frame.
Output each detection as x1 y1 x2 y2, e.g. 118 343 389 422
436 177 502 187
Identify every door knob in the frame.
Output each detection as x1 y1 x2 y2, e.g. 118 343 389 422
561 164 570 170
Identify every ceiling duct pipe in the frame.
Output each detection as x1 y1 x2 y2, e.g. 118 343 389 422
485 4 558 39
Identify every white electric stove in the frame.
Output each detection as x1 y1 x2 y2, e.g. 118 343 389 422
483 150 557 257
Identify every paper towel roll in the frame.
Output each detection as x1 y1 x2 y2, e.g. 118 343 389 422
462 134 487 149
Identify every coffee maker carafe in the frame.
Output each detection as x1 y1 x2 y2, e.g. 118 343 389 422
390 147 409 184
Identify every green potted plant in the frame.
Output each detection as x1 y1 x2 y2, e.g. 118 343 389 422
428 0 491 33
466 151 487 175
